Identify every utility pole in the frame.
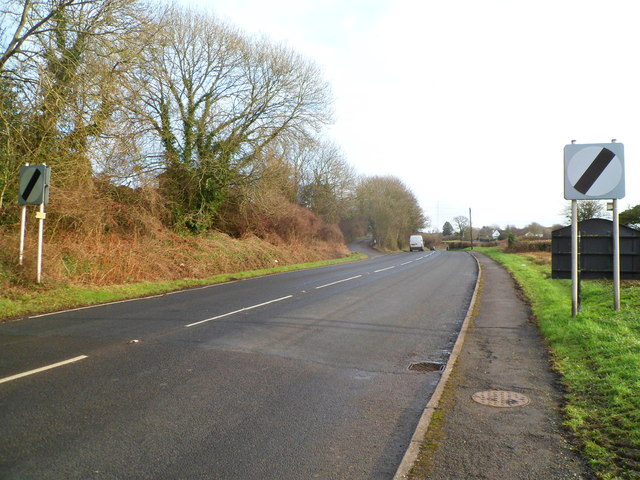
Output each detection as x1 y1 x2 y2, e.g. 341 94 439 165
469 208 473 249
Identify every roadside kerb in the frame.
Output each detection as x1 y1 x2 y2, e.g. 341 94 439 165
393 252 482 479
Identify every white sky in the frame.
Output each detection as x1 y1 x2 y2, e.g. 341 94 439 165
188 0 640 229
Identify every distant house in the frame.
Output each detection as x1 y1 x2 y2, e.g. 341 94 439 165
491 230 500 240
524 232 543 238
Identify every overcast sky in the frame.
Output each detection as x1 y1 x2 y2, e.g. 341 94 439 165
189 0 640 229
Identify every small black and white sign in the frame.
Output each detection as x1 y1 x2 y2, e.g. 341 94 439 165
18 165 51 205
564 143 625 200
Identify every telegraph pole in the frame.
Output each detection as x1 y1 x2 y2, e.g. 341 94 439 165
469 208 473 249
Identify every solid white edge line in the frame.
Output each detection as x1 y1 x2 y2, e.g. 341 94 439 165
315 275 362 290
185 295 293 328
29 297 157 318
0 355 88 385
28 282 237 319
374 266 396 273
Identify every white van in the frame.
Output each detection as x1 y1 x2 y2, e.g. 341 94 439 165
409 235 424 252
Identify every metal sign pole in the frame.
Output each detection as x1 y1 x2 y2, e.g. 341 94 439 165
36 202 45 283
613 198 621 311
571 200 578 317
18 162 29 266
19 205 27 266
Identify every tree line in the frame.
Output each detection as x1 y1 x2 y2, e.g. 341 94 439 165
439 200 640 242
0 0 425 249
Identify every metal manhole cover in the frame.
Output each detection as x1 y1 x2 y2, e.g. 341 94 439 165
472 390 530 408
408 361 444 373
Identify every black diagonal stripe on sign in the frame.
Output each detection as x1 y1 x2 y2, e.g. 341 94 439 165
21 168 41 202
573 148 616 194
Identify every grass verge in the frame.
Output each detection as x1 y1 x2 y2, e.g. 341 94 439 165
0 253 365 321
480 247 640 479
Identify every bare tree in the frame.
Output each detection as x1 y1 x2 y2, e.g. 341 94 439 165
0 77 24 211
563 200 608 224
0 0 149 213
125 7 332 230
1 0 86 72
1 1 346 241
357 175 426 250
296 140 355 224
452 215 469 240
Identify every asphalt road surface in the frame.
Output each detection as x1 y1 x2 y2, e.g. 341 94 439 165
0 250 477 479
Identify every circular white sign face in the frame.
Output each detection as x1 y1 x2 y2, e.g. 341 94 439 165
567 146 623 197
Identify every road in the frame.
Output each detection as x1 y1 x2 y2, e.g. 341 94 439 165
0 250 477 479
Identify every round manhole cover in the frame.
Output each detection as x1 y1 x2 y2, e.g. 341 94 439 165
472 390 530 408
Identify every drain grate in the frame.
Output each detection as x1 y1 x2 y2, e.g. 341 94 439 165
472 390 530 408
408 361 444 373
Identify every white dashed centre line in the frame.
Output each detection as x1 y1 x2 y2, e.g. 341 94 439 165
315 275 362 290
0 355 88 385
374 266 396 273
185 295 293 328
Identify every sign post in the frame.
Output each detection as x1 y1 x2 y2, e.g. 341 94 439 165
19 205 27 265
36 203 46 283
17 164 51 283
18 162 29 266
564 142 625 315
608 193 620 308
571 200 578 316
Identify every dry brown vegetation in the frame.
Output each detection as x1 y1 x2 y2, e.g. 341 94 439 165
1 177 349 293
0 226 348 290
520 251 552 266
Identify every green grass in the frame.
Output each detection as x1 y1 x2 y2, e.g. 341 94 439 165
0 253 365 321
480 247 640 479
